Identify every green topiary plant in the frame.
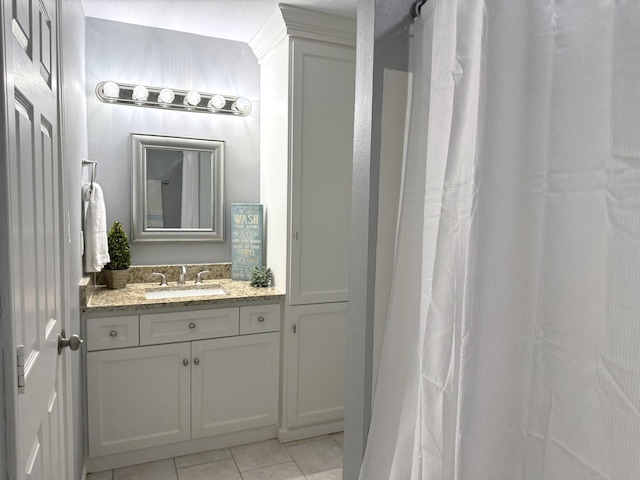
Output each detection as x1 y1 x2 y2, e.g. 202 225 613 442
105 221 131 271
250 266 272 287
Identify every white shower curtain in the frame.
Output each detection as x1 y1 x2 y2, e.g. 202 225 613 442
181 150 200 228
361 1 640 479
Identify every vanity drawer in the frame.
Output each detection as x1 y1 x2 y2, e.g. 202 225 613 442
86 315 139 351
240 304 281 335
140 308 239 345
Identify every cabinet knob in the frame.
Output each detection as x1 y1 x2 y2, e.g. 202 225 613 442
258 316 265 323
189 322 196 329
183 359 189 367
193 358 200 366
109 330 118 337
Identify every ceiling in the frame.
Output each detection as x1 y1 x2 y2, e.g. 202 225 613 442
82 0 358 44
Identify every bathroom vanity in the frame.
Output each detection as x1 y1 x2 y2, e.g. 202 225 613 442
81 277 285 471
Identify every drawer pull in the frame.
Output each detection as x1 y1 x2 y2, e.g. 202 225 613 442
183 359 189 367
258 316 265 323
109 330 118 337
193 358 200 366
189 322 196 329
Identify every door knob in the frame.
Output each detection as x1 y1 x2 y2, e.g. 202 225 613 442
58 331 83 355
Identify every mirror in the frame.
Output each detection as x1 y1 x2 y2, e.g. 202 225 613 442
131 133 224 242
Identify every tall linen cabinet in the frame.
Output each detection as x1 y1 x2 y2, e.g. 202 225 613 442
250 6 355 442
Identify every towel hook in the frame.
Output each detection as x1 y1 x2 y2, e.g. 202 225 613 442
82 158 98 191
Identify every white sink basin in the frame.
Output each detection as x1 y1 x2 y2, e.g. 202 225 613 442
145 286 227 300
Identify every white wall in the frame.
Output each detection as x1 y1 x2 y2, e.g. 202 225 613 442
259 38 290 290
373 68 410 395
85 19 261 266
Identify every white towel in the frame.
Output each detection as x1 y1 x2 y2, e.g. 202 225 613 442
82 183 110 272
146 179 164 228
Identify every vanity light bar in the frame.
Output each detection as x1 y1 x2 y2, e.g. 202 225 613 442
95 81 252 116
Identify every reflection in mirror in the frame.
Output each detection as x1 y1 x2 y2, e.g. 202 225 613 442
145 148 213 229
131 133 224 242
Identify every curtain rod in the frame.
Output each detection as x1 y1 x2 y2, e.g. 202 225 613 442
410 0 428 19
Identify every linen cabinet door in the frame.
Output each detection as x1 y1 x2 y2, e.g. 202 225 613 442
191 333 280 438
87 343 191 456
284 303 348 429
288 39 355 305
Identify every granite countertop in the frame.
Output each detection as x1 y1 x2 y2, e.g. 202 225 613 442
81 279 285 313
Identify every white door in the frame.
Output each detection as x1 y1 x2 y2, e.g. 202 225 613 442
285 303 348 429
1 0 70 478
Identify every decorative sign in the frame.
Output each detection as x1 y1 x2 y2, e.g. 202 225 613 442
231 203 264 280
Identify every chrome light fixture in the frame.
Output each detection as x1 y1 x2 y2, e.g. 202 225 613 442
95 81 252 116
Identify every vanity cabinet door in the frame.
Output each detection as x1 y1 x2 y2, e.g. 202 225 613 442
87 343 191 457
284 303 348 429
191 332 280 439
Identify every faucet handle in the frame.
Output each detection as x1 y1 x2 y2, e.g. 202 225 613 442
151 272 167 286
195 270 210 284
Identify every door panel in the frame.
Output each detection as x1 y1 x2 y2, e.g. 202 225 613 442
12 0 31 52
191 333 280 438
2 0 67 478
285 303 348 428
87 344 192 456
288 39 355 305
38 5 51 85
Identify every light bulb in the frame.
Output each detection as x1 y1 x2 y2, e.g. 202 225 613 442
132 85 149 102
102 81 120 99
158 88 175 104
184 90 201 107
233 97 251 114
207 94 226 110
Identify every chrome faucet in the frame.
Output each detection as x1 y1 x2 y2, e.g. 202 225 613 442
178 266 187 285
151 272 167 286
196 270 210 284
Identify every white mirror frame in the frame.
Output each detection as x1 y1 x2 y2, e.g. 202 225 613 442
131 133 225 242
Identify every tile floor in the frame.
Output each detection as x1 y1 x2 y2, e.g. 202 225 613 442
87 433 344 480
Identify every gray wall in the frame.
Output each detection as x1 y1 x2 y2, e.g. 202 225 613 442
60 1 89 478
344 0 413 478
85 19 260 266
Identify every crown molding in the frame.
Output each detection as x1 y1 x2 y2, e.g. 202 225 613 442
250 4 356 63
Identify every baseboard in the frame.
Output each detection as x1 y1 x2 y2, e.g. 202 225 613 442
87 424 279 473
277 421 344 443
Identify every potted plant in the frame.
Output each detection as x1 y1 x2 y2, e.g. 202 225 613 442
250 266 272 287
103 221 131 289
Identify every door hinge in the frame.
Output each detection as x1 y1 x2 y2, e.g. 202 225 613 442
17 345 25 394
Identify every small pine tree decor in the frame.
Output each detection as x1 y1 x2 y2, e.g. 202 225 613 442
250 266 272 288
103 221 131 289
